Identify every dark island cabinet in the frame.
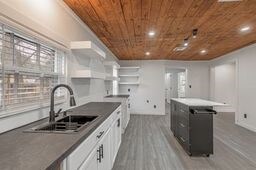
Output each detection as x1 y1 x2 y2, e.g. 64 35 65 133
170 99 216 157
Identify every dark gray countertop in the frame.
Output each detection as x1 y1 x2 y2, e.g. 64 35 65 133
0 102 121 170
105 94 130 98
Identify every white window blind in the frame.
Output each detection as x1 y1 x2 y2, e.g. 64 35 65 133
0 24 66 112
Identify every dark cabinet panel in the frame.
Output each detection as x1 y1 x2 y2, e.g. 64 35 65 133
170 100 215 156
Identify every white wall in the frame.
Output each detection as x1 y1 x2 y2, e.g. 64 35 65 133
211 63 236 112
210 43 256 132
0 0 117 133
119 60 210 115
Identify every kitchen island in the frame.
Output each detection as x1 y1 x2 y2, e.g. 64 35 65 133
170 98 225 156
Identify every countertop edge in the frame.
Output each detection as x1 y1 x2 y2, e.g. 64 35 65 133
46 102 121 170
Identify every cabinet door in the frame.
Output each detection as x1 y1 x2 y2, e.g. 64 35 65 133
78 147 98 170
98 129 111 170
110 122 116 166
122 103 127 133
116 117 122 150
127 99 131 123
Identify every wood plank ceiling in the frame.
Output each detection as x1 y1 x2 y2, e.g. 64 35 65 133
64 0 256 60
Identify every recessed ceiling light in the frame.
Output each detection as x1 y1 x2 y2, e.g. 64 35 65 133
200 49 207 54
240 26 251 32
148 31 155 37
145 52 150 56
184 38 189 47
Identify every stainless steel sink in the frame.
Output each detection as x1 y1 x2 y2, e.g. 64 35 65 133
25 115 99 134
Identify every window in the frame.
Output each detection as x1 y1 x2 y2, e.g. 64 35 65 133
0 24 66 113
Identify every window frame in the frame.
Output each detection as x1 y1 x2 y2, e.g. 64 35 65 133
0 24 67 118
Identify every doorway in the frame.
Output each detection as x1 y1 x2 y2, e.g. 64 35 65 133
165 68 187 103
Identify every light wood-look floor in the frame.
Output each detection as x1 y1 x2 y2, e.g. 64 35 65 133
113 103 256 170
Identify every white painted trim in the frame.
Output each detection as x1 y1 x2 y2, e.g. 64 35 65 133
236 122 256 133
0 100 65 119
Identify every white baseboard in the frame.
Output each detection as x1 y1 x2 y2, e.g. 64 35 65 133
236 122 256 133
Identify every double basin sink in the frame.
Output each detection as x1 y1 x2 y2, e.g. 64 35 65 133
26 115 99 134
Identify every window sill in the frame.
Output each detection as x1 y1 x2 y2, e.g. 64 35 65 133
0 100 65 119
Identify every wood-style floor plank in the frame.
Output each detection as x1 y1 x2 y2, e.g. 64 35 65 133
113 103 256 170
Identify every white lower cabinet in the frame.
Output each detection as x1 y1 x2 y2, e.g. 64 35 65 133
65 106 121 170
110 114 122 166
78 147 98 170
79 128 111 170
97 128 111 170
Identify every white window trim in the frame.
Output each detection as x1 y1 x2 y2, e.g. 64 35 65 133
0 23 67 118
0 99 65 119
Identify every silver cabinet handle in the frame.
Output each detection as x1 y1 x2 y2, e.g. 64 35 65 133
100 144 104 159
97 147 101 163
117 118 120 127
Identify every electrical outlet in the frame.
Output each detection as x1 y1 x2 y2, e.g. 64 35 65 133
154 105 156 109
244 114 247 119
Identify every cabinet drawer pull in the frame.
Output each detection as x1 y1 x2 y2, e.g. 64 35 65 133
117 118 120 127
180 109 185 113
97 147 101 163
97 131 104 139
100 144 104 159
179 123 185 128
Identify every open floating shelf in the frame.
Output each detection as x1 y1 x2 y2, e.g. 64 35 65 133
104 61 120 69
71 69 105 79
119 66 140 70
119 74 139 77
105 73 119 81
119 82 140 85
105 76 120 81
70 41 106 59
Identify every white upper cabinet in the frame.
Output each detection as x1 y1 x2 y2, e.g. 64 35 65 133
70 41 106 60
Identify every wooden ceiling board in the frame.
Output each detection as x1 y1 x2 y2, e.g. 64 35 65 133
64 0 256 60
